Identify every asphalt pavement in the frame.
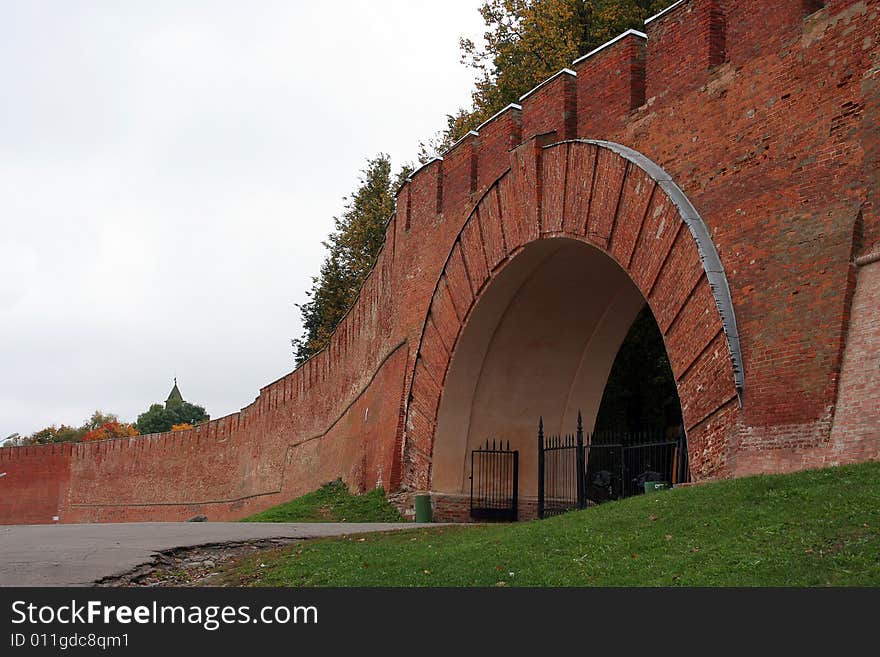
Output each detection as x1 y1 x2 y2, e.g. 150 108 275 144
0 522 422 586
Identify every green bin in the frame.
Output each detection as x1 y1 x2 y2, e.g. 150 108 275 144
644 481 669 494
414 494 432 523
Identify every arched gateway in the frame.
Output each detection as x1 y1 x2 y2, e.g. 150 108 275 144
4 2 876 526
402 140 744 509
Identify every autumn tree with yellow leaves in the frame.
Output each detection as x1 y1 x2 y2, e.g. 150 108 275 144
421 0 674 157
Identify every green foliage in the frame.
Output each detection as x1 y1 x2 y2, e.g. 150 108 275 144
240 479 404 523
12 410 128 446
292 155 411 364
81 411 120 432
9 401 209 445
594 306 682 434
422 0 675 157
218 462 880 587
22 424 84 445
135 401 209 435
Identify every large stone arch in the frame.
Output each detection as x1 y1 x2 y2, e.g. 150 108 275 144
402 139 744 493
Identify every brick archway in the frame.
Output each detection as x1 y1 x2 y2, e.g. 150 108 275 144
402 139 744 493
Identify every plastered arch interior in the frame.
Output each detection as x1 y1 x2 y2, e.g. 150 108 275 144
403 140 742 492
430 238 648 496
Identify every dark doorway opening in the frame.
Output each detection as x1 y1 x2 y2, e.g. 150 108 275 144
593 305 683 437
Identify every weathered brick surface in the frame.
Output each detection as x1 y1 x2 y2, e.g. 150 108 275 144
677 331 739 430
2 0 877 524
563 142 598 234
575 32 646 136
540 144 568 233
477 189 507 270
664 278 725 379
442 134 477 222
430 493 540 523
608 164 656 267
646 0 727 102
429 280 461 350
443 244 474 320
0 445 72 524
648 228 705 332
687 398 740 479
629 193 680 291
520 71 577 141
476 108 522 194
418 320 450 388
504 143 541 249
587 147 628 246
460 217 489 294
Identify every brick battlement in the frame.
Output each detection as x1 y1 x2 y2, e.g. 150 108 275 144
2 0 877 524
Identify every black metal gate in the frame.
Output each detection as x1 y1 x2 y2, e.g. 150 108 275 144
536 421 582 518
538 413 689 518
470 440 519 521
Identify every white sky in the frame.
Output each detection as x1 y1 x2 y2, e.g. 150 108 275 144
0 1 485 438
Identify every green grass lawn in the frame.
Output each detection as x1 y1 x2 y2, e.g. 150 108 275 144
239 479 404 523
222 461 879 586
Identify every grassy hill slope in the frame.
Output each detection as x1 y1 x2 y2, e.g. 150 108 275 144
222 462 879 586
239 479 404 523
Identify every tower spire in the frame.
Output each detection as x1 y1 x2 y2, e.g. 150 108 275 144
166 378 184 408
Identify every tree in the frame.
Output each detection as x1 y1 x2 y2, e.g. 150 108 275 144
25 425 84 445
135 402 209 435
422 0 674 157
81 419 138 442
81 410 122 432
292 155 411 364
11 410 138 446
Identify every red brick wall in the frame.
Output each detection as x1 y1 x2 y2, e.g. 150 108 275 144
1 0 877 524
574 31 646 136
0 445 72 524
826 258 880 464
56 344 409 524
429 494 540 523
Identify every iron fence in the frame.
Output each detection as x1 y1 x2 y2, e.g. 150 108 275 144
538 413 689 518
470 440 519 521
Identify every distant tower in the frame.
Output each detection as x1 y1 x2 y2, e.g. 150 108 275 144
165 377 184 409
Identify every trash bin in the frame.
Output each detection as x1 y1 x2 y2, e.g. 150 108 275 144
644 481 669 494
414 494 432 523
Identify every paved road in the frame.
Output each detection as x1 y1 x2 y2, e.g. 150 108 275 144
0 522 424 586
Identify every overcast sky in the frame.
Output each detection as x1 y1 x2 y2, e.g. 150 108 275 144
1 1 485 438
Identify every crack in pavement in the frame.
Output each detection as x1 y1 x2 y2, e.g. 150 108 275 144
96 538 302 587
